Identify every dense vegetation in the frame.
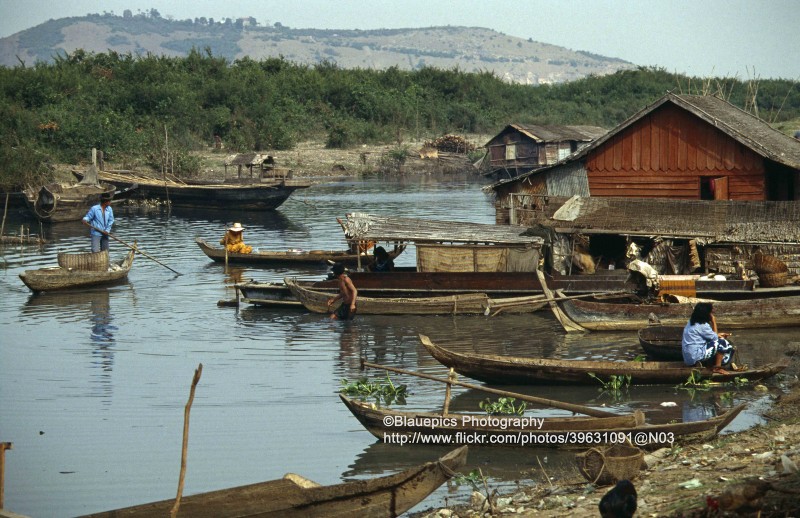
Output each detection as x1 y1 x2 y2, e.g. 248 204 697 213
1 48 798 188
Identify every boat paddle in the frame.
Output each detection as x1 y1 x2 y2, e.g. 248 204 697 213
88 224 182 276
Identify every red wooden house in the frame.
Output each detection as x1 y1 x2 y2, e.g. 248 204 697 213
492 93 800 225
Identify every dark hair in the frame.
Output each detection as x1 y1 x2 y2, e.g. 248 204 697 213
101 192 113 202
689 302 713 325
331 262 346 277
374 246 388 259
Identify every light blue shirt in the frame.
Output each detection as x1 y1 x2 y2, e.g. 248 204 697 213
681 321 718 365
83 204 114 236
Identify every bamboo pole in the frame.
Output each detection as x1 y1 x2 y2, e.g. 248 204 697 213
171 364 203 518
88 224 182 275
360 358 618 418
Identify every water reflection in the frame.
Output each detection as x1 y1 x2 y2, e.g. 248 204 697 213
23 288 118 400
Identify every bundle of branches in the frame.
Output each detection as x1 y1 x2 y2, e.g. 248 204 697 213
424 135 476 154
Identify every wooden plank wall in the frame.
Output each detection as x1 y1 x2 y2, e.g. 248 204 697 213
586 104 766 200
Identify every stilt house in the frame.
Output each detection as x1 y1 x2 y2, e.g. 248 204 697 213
484 124 607 180
492 93 800 225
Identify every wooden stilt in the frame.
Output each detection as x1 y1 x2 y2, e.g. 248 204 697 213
442 369 456 415
0 442 12 510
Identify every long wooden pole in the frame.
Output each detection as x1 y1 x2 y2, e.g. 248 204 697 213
0 442 12 510
171 364 202 518
360 359 618 418
88 224 182 275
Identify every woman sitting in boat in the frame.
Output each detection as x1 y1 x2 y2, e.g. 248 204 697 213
368 246 394 272
681 302 735 374
220 222 253 254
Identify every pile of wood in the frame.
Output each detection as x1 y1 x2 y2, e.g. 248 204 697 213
424 135 476 154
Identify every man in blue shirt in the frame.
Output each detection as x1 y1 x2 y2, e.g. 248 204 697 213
82 192 114 252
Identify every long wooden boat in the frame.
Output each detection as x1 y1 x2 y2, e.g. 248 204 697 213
638 325 685 361
23 181 117 223
78 445 467 518
196 237 403 267
419 335 790 385
95 170 310 210
559 295 800 331
285 277 548 315
341 395 745 449
19 249 135 293
234 268 798 308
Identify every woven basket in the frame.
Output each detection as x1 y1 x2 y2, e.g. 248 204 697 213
758 271 788 288
576 444 643 486
751 253 788 274
58 250 109 271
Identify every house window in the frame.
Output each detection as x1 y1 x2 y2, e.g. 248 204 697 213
505 144 517 160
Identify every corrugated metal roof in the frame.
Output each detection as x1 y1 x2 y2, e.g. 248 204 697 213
492 92 800 189
539 196 800 244
341 213 543 246
486 124 607 145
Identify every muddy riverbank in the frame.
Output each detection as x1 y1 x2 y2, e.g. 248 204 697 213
415 378 800 518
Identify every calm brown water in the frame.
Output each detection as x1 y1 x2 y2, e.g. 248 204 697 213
1 174 798 517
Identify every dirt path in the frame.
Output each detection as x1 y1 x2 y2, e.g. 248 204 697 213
416 380 800 518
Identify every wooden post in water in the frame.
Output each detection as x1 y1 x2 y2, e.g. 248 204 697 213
0 442 12 509
442 368 456 415
171 364 202 518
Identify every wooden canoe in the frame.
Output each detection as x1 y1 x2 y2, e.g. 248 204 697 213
341 395 746 449
284 277 548 315
23 181 117 223
196 237 403 266
19 249 135 293
638 325 685 361
78 445 467 518
558 295 800 331
419 335 790 385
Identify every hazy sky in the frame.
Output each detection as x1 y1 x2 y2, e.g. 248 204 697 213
0 0 797 79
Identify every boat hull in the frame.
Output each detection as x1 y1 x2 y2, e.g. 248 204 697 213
19 249 135 292
341 395 745 449
560 296 800 331
23 182 117 223
196 238 402 266
78 445 467 518
285 277 547 315
419 335 790 385
637 325 685 361
98 172 310 210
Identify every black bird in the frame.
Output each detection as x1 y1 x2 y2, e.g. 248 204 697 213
599 479 637 518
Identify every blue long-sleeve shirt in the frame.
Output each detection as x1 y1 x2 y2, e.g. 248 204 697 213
681 321 718 365
83 204 114 236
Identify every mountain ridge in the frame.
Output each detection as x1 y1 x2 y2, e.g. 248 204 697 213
0 13 635 84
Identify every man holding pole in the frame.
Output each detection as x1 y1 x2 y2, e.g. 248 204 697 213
82 192 114 252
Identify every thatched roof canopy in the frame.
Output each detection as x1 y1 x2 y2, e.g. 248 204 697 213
540 196 800 244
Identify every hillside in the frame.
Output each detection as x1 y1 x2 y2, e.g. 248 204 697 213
0 12 634 84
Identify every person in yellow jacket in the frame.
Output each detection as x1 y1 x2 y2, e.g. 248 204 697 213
220 222 253 254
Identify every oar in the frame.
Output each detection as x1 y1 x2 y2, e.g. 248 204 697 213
88 224 182 276
360 358 618 418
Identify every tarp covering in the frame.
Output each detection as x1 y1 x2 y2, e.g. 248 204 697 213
416 244 539 272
